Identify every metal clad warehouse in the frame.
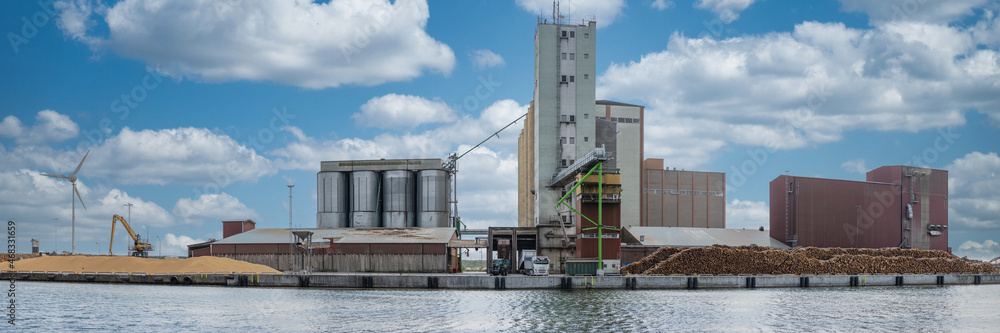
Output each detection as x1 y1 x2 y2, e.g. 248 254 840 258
190 227 458 273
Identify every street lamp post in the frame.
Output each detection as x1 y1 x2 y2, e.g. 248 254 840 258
288 184 294 263
123 203 134 255
53 218 58 253
155 235 160 257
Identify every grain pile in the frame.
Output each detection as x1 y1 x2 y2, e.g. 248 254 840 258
7 255 281 274
1 253 41 262
622 245 999 275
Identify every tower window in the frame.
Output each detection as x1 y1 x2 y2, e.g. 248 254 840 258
561 115 567 122
561 53 567 60
584 54 589 59
584 137 589 142
584 114 589 119
584 74 589 80
569 137 575 144
584 33 589 39
562 159 568 166
569 76 575 82
561 75 567 82
562 31 567 37
569 53 575 60
561 137 567 144
569 115 575 122
570 31 575 38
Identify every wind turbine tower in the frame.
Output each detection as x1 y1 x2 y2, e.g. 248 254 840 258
42 149 90 254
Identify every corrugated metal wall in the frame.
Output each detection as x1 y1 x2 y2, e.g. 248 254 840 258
575 237 621 259
769 176 789 245
774 176 903 249
218 254 449 273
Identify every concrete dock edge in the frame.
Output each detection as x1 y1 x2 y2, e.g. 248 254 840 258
4 271 1000 290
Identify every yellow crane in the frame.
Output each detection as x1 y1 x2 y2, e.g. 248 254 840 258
110 214 153 257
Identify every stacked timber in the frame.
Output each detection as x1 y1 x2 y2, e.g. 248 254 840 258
622 245 999 276
621 247 688 275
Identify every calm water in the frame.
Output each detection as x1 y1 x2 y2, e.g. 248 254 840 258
9 281 1000 332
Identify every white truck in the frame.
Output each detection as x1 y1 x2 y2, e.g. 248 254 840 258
519 250 550 276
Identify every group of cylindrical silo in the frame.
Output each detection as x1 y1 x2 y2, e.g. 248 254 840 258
317 169 451 228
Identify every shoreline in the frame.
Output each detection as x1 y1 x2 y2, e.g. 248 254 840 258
4 271 998 290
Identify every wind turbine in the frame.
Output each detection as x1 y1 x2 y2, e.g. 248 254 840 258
42 149 89 254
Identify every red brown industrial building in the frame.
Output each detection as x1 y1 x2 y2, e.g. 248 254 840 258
770 166 948 251
572 173 621 262
641 158 726 228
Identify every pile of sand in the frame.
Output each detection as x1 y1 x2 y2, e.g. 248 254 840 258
8 255 281 274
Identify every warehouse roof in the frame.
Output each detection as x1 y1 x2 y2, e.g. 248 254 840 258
320 158 443 172
212 228 457 245
622 226 790 249
595 100 644 107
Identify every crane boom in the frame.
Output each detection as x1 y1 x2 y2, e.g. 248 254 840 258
443 112 527 171
110 214 153 257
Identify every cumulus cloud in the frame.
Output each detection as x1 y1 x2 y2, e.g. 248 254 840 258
0 110 80 144
841 159 868 174
957 240 1000 261
352 94 457 129
164 233 207 257
0 113 275 187
81 127 275 185
516 0 627 26
695 0 756 23
272 99 527 170
839 0 992 24
54 0 455 88
947 152 1000 229
172 193 258 224
598 19 1000 167
726 199 769 230
470 49 506 69
651 0 675 11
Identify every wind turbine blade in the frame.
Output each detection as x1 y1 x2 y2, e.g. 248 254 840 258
75 186 87 211
41 174 69 179
71 149 90 176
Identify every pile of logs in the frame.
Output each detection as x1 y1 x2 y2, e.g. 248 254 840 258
622 245 999 275
621 247 689 275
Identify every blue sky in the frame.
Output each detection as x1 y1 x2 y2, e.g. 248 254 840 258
1 0 999 259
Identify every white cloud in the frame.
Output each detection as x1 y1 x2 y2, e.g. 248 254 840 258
598 19 1000 167
695 0 756 23
172 193 259 224
0 110 80 144
352 94 457 129
53 0 105 49
651 0 675 11
0 113 276 187
839 0 991 24
725 199 768 230
272 99 527 170
470 49 506 69
83 127 275 185
956 240 1000 261
55 0 455 88
515 0 627 26
947 152 1000 230
840 158 868 174
164 233 206 257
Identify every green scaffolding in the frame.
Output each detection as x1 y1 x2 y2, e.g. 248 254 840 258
555 161 618 273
